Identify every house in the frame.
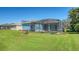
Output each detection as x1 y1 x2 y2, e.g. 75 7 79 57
0 23 22 30
0 18 63 32
21 18 63 32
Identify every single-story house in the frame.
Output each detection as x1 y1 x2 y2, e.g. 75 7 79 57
0 18 64 32
0 23 22 30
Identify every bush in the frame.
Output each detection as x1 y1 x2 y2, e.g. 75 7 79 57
74 23 79 32
66 29 71 32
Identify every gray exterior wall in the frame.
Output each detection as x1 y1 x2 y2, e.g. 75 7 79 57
34 23 61 32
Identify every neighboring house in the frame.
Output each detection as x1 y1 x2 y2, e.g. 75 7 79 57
0 23 22 30
0 18 63 32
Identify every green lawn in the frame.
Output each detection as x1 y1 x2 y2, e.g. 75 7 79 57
0 30 79 51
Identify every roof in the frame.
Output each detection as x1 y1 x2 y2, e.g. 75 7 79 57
21 22 31 24
0 23 22 26
0 23 16 26
31 18 60 24
0 18 60 26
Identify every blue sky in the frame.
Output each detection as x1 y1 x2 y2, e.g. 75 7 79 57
0 7 72 24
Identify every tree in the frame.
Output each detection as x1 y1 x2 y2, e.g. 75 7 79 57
69 8 79 32
74 23 79 32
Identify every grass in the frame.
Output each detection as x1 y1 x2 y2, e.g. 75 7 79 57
0 30 79 51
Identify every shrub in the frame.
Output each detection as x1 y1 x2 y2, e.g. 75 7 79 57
74 23 79 32
66 29 71 32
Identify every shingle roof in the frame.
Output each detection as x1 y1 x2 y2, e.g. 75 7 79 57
31 18 60 24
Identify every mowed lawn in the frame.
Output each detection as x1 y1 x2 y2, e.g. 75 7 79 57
0 30 79 51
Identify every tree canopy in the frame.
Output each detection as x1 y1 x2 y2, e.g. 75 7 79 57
69 8 79 32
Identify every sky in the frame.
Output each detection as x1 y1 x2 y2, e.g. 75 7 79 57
0 7 72 24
